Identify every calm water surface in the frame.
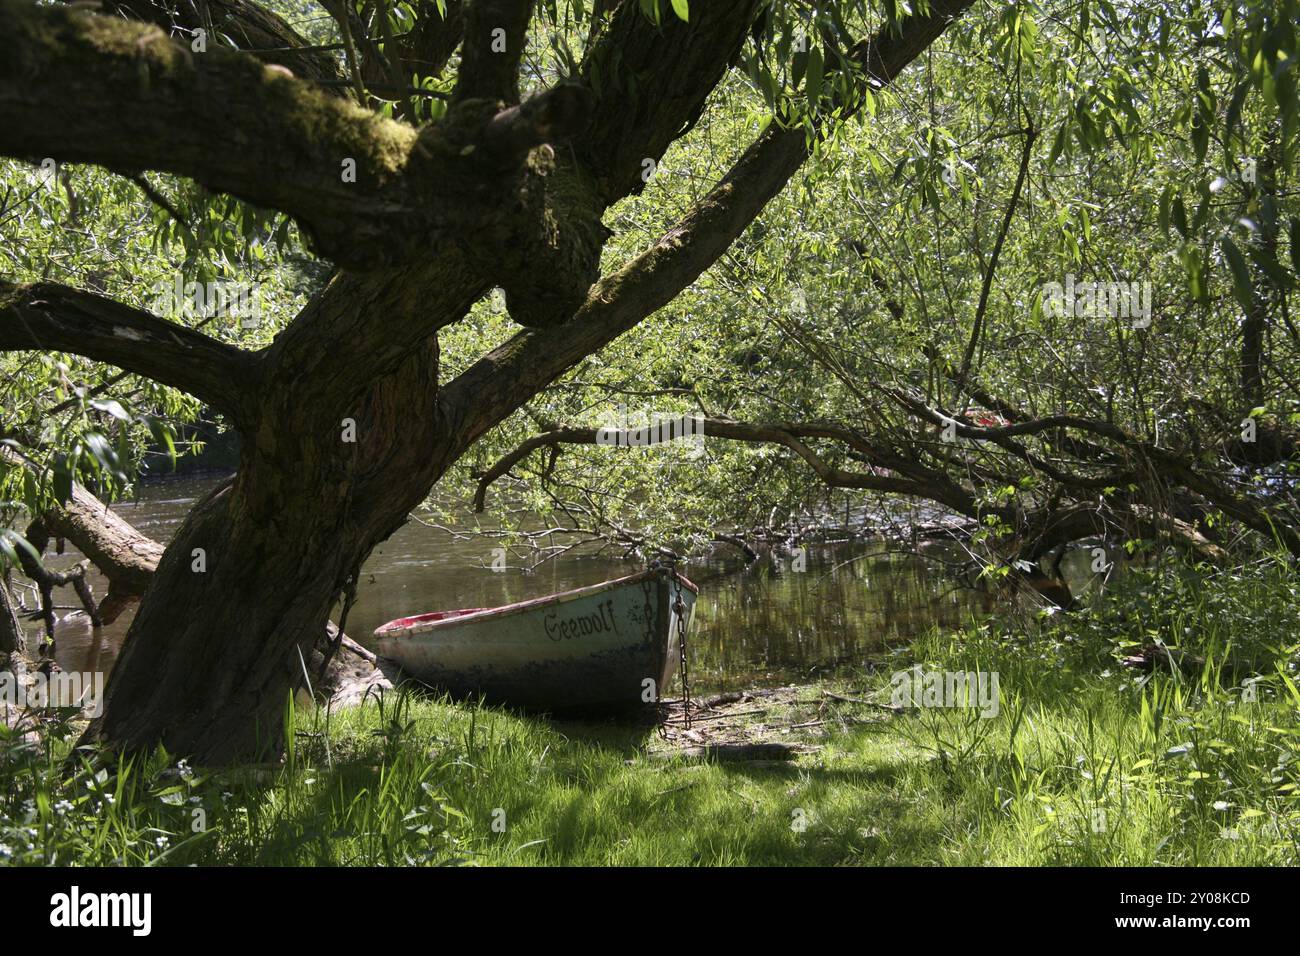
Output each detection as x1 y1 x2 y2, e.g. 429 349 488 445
26 476 1084 692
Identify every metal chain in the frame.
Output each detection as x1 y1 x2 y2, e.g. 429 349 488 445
671 573 691 729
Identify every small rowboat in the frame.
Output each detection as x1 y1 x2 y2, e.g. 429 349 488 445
373 566 698 713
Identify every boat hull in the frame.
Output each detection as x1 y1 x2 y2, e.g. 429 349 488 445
373 568 697 713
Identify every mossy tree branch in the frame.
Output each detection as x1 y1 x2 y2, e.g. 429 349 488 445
0 1 590 273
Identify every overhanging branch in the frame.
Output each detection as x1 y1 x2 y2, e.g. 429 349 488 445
474 417 1239 570
442 0 979 440
472 420 946 513
0 281 260 425
0 1 591 272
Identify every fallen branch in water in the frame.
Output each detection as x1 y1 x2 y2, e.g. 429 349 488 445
1 446 162 626
0 452 389 707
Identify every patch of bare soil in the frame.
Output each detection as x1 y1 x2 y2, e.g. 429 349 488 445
647 685 900 764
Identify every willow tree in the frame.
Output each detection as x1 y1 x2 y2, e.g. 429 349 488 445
472 0 1300 596
0 0 977 762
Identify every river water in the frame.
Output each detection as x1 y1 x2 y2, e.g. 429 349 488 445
23 476 1063 693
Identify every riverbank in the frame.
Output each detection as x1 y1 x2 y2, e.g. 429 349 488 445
4 557 1298 866
23 472 1012 692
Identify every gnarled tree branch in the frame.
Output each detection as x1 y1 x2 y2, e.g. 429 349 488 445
0 280 261 425
472 420 940 513
0 1 590 273
443 0 979 441
453 0 532 103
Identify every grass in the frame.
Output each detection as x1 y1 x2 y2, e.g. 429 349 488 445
3 556 1299 866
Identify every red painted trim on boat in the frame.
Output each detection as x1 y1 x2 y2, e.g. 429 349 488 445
373 567 698 638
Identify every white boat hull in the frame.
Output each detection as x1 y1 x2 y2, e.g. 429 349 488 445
373 568 697 712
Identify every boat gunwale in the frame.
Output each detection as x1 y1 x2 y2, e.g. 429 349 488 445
373 568 698 639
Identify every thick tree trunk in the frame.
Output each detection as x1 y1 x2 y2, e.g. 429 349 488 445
81 485 358 761
80 330 451 763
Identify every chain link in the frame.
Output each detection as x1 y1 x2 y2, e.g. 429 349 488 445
671 572 691 729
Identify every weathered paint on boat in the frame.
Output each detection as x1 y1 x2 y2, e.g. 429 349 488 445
373 567 698 713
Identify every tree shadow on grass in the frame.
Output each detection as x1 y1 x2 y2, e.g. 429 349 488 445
232 687 946 865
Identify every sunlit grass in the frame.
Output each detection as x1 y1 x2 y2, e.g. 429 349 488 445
3 558 1299 866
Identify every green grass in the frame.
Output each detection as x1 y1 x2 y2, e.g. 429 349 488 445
3 557 1300 866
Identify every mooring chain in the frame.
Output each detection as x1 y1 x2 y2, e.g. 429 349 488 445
672 573 691 730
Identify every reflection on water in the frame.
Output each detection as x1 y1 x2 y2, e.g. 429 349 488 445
25 477 1051 693
693 547 989 690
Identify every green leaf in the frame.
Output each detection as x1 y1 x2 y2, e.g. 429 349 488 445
22 469 38 513
670 0 688 22
805 46 824 105
145 416 178 471
1048 122 1068 164
1248 244 1293 289
90 399 131 421
83 431 127 485
1171 196 1188 237
1183 247 1208 302
1190 113 1208 162
1220 236 1254 313
52 453 73 506
1225 81 1249 141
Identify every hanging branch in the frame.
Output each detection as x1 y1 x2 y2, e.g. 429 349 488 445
321 0 371 106
955 121 1037 391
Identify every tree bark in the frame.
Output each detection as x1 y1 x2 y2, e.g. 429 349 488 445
0 1 594 273
80 327 452 762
